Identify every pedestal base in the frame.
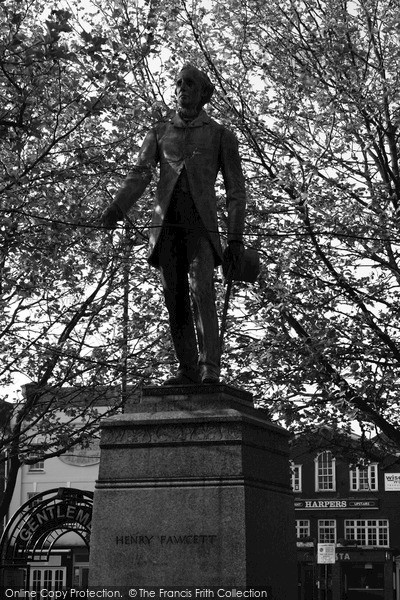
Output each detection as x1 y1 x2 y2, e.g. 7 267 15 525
89 385 297 598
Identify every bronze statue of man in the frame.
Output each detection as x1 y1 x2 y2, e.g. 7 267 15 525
102 64 246 385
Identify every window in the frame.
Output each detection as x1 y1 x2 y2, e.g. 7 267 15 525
315 451 336 491
344 563 384 591
28 460 44 472
54 570 64 591
296 520 310 539
30 568 66 590
27 450 44 472
32 570 42 592
344 520 389 547
44 570 52 588
291 463 302 492
350 463 378 491
318 520 336 543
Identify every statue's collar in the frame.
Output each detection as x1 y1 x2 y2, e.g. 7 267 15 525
171 109 210 128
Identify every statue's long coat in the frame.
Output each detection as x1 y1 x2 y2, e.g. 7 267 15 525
112 110 247 267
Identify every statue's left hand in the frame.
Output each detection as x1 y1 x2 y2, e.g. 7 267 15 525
223 240 244 275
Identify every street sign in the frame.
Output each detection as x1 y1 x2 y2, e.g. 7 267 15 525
317 543 336 564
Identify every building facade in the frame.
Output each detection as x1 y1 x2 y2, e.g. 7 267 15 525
1 385 127 590
4 389 400 597
5 443 99 589
292 435 400 600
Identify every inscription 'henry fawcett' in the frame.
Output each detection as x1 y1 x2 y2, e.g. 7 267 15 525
116 534 217 546
116 535 154 545
160 534 217 545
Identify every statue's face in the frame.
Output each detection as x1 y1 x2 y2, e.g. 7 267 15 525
175 68 204 111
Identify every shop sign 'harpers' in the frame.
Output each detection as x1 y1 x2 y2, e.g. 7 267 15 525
295 498 379 510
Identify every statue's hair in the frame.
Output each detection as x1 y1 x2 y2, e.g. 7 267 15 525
177 64 215 106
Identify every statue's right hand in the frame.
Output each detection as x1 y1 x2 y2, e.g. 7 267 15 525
101 205 123 229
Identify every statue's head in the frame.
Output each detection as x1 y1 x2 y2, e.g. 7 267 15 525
175 64 214 112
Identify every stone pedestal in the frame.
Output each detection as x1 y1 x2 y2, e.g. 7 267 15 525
89 384 297 598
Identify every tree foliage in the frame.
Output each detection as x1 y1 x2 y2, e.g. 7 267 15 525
0 0 174 517
2 0 400 516
133 0 400 450
176 0 400 449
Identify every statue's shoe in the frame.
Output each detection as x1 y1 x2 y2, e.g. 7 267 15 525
163 369 201 386
200 368 220 384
